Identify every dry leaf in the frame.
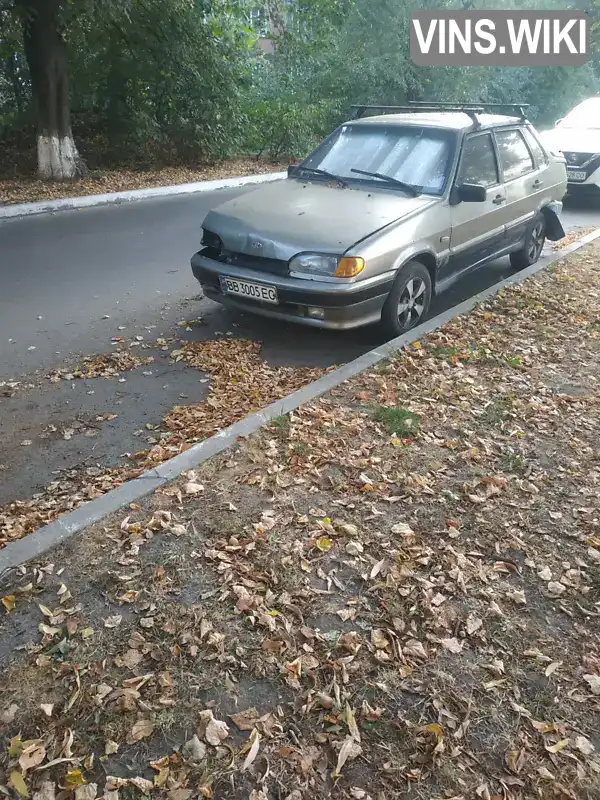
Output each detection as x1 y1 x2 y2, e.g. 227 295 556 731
333 736 360 777
583 674 600 695
74 785 98 800
575 735 595 756
104 616 122 629
19 742 46 772
230 708 261 731
32 781 55 800
545 661 562 677
40 704 54 718
129 777 153 795
181 735 207 765
545 739 570 754
2 595 16 613
242 729 261 771
441 637 463 654
199 710 230 746
127 719 154 744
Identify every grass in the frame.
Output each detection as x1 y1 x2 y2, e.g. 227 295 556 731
373 405 420 437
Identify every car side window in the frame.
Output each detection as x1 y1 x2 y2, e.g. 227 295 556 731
495 129 535 181
457 133 499 187
523 128 548 167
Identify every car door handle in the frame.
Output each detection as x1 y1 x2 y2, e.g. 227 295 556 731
532 179 544 188
492 194 506 205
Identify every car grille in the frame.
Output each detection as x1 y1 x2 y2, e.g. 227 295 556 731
564 151 594 166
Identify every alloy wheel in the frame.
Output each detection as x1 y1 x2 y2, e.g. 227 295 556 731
527 221 545 262
397 277 426 328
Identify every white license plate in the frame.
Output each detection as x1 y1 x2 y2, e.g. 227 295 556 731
220 276 278 304
567 169 587 182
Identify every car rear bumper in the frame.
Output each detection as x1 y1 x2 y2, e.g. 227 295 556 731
190 250 394 330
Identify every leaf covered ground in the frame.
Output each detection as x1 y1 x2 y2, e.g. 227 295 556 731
1 244 600 800
0 161 288 206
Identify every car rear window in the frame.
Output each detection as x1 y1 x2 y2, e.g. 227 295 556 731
303 124 457 196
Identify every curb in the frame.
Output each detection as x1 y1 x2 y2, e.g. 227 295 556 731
1 226 599 573
0 171 287 220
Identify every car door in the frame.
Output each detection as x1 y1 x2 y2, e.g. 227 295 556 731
446 131 507 282
493 127 541 248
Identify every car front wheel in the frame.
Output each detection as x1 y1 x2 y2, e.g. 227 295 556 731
510 214 546 270
380 260 432 339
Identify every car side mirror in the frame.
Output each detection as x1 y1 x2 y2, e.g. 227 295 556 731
288 165 299 177
456 183 487 203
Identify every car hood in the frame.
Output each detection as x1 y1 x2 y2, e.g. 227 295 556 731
540 126 600 155
201 178 436 261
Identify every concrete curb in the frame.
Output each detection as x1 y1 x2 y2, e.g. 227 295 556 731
1 226 599 573
0 171 287 220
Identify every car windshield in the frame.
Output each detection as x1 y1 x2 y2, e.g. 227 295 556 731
301 124 456 196
561 99 600 129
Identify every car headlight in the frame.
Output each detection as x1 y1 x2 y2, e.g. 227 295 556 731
289 252 365 278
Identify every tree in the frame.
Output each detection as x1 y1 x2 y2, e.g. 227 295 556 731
13 0 85 179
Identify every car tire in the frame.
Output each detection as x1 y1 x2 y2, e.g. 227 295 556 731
510 214 546 270
380 260 432 339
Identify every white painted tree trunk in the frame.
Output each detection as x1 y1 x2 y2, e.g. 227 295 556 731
37 133 81 180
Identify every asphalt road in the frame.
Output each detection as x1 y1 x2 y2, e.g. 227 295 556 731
1 186 599 505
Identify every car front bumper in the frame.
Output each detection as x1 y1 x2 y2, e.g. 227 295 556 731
190 250 394 330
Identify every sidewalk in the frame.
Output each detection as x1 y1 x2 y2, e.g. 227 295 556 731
1 243 599 800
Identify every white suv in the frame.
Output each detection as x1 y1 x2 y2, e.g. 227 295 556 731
540 97 600 196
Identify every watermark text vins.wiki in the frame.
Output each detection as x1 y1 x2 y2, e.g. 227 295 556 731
410 11 589 67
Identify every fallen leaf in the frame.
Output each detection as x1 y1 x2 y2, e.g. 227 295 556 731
316 537 333 552
181 735 207 765
127 719 154 744
19 742 46 772
74 785 98 800
545 739 570 754
129 777 153 795
371 629 389 650
230 708 261 731
333 736 362 777
199 710 230 746
9 771 29 798
40 704 54 718
545 661 562 677
441 637 463 654
1 703 19 723
547 581 566 598
2 595 16 613
575 735 595 756
32 781 55 800
583 674 600 695
104 615 122 629
184 482 204 495
63 771 86 791
242 729 261 771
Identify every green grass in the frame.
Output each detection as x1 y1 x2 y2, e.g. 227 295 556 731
374 405 420 437
501 452 526 474
506 355 523 368
272 415 290 438
293 442 309 455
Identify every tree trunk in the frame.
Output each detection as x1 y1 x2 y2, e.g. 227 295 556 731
19 0 86 180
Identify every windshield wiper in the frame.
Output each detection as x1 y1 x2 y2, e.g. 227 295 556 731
296 166 348 187
350 168 419 197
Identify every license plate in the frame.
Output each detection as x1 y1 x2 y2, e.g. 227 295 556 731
567 169 586 182
220 276 278 304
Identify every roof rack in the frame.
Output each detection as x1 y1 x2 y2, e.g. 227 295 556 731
350 101 529 125
409 100 530 120
350 104 483 124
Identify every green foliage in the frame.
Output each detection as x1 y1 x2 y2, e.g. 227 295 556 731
1 0 600 171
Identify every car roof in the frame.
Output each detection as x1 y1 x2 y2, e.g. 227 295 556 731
348 111 523 132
